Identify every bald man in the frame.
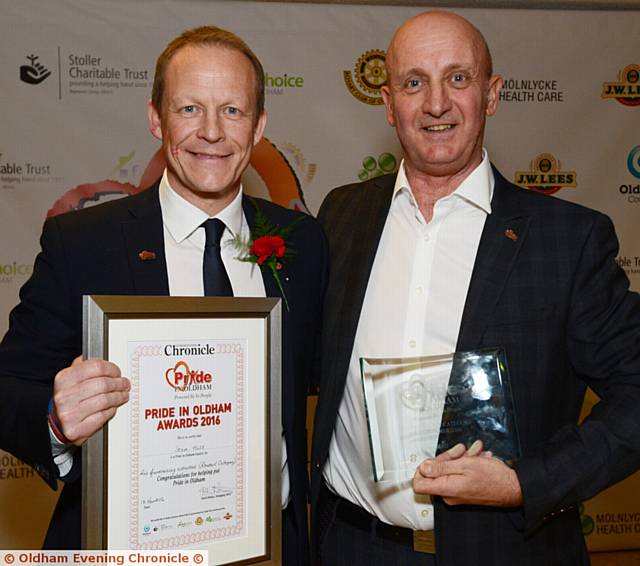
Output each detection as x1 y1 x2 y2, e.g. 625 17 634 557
311 10 640 565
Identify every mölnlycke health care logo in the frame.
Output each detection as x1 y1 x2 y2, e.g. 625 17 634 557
499 78 564 103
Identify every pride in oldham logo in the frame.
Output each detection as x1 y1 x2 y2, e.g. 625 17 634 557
601 64 640 107
344 50 387 105
513 153 577 196
20 54 51 85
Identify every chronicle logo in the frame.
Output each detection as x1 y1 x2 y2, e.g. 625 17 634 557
344 49 387 105
513 153 577 195
20 54 51 85
165 361 213 392
601 64 640 107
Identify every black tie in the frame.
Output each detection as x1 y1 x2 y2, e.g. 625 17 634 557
202 218 233 296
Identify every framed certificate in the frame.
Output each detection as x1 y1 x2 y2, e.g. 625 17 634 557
81 296 281 565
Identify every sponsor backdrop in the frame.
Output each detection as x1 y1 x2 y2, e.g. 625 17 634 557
1 0 638 551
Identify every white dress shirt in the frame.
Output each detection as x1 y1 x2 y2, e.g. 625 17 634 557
52 170 290 507
323 151 494 530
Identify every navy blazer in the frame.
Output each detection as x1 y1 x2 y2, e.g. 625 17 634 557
311 168 640 565
0 182 327 564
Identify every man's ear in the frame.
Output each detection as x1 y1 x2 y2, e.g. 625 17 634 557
253 110 267 146
148 100 163 141
486 75 503 117
381 86 396 128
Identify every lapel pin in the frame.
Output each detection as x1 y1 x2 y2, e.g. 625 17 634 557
138 250 157 261
504 229 518 242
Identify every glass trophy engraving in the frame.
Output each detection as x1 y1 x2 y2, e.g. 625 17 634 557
360 355 453 482
360 348 520 482
437 348 520 465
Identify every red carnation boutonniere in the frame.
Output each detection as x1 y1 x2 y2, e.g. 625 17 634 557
231 199 303 311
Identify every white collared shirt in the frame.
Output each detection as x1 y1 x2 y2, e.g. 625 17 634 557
159 171 265 297
53 170 290 507
323 151 494 530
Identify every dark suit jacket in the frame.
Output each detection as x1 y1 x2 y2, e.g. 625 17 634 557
0 182 327 563
311 168 640 565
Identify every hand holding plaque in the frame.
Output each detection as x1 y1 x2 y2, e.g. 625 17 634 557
360 348 520 482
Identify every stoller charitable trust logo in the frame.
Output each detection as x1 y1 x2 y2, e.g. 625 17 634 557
1 151 57 190
344 49 387 105
513 153 577 196
20 54 51 85
601 64 640 107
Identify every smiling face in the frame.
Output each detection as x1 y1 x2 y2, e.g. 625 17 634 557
148 44 266 215
382 12 502 183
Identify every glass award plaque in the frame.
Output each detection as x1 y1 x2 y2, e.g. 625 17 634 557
361 348 520 482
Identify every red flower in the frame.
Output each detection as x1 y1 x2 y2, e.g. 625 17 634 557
250 235 285 266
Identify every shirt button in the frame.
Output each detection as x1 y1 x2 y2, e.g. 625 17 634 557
409 340 416 348
421 510 430 518
416 286 424 295
423 233 430 242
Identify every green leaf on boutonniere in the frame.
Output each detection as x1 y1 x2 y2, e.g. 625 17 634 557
230 198 303 311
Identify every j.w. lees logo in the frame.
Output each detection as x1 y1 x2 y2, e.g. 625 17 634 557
344 49 387 105
514 153 577 195
165 361 213 392
602 64 640 107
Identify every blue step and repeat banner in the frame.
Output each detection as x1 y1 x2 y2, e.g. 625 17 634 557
0 0 639 551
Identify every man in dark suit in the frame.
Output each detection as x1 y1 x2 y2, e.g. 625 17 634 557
0 26 326 564
311 10 640 565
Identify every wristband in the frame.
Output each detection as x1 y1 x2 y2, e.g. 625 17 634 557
48 398 71 444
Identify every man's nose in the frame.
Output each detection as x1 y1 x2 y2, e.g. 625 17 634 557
197 111 224 142
423 82 452 117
